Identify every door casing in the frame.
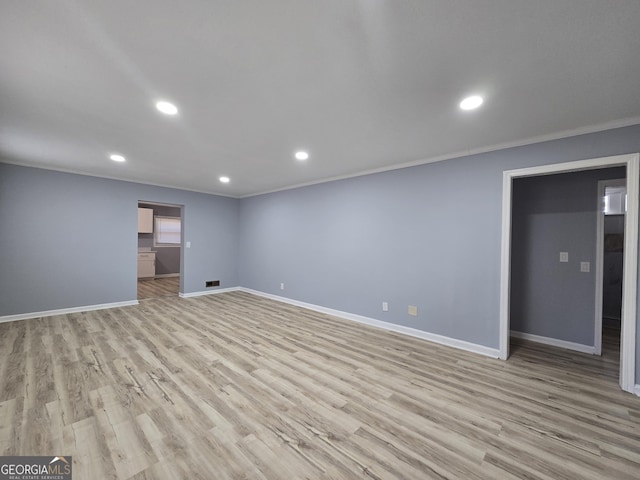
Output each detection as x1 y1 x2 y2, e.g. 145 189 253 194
499 153 639 393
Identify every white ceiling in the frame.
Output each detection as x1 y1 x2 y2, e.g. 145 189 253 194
1 1 640 197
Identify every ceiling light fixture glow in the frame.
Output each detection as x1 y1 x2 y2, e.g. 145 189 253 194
155 101 178 115
110 154 126 162
295 151 309 161
459 95 484 111
219 176 230 183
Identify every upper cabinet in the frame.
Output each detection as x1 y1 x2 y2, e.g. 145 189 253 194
138 208 154 233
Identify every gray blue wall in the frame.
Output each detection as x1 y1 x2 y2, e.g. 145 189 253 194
0 163 238 315
510 168 625 345
2 124 640 384
238 163 502 347
237 124 640 382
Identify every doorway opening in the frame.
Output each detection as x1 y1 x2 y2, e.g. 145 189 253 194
595 180 626 365
137 201 183 300
499 153 639 394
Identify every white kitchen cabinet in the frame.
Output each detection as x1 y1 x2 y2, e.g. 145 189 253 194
138 208 154 233
137 252 156 278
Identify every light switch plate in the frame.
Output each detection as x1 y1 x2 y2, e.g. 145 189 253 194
580 261 590 273
560 252 569 263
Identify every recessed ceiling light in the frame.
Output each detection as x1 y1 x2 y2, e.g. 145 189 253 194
109 154 126 162
459 95 484 111
295 151 309 161
155 100 178 115
219 176 230 183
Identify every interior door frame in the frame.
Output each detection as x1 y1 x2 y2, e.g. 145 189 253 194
594 178 626 356
137 200 185 295
499 153 639 394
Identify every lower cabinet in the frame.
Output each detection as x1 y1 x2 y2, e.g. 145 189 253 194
137 252 156 278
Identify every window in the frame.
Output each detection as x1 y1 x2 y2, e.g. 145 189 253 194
154 216 181 246
604 186 627 215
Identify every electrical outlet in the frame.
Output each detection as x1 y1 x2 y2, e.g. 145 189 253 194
408 305 418 316
382 302 388 312
559 252 569 263
580 261 590 273
280 283 285 290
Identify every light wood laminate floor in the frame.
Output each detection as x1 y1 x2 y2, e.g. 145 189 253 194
0 291 638 479
137 277 180 300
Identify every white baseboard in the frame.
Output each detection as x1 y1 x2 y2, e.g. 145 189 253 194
1 288 544 362
179 286 240 298
153 273 180 279
0 300 139 324
0 286 240 322
510 330 596 354
239 288 500 358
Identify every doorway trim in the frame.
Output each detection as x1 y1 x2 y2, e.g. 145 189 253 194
499 153 639 394
137 200 185 296
594 178 626 356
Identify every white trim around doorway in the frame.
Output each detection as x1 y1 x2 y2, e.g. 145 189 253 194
499 153 639 394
